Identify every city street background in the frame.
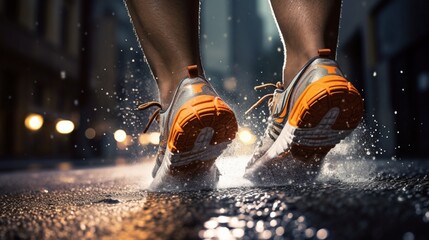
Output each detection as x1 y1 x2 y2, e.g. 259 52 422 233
1 0 429 239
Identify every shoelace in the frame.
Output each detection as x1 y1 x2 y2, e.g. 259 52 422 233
138 81 284 131
245 81 284 115
137 101 162 133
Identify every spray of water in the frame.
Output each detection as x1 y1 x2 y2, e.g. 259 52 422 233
217 120 382 188
136 116 384 191
318 123 377 183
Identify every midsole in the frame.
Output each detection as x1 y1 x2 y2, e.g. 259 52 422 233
166 127 230 167
284 108 352 147
263 107 351 160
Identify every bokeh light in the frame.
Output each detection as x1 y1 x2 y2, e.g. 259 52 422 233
24 113 44 131
238 128 256 145
149 132 161 145
114 129 127 142
138 133 151 145
85 128 96 139
56 120 75 134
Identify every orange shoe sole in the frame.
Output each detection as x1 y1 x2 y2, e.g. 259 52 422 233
288 75 364 160
168 95 238 154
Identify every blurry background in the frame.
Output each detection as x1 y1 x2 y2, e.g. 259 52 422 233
0 0 428 170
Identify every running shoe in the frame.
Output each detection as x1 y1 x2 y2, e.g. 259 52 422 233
244 49 364 184
138 65 238 191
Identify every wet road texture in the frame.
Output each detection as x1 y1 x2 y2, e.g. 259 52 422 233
1 154 429 240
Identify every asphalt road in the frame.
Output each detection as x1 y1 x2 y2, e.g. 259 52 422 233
1 155 429 240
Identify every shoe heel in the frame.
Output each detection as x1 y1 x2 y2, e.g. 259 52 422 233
289 76 363 130
288 76 364 159
168 95 238 159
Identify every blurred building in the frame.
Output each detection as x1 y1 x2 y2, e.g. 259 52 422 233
0 0 150 162
338 0 429 158
0 0 83 159
201 0 283 122
4 0 427 163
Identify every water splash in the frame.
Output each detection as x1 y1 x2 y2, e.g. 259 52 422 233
319 123 377 183
217 155 253 189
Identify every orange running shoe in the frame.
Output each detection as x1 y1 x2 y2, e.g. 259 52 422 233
244 49 364 184
138 65 238 191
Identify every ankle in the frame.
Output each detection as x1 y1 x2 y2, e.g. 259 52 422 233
155 77 180 110
283 56 310 86
283 48 328 85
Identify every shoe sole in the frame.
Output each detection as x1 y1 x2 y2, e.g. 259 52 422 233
286 75 364 160
167 95 238 168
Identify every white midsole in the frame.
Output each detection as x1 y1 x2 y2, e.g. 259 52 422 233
150 127 228 191
165 127 230 167
264 107 352 160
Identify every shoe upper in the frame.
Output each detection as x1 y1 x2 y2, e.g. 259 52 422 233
247 54 345 169
246 86 287 168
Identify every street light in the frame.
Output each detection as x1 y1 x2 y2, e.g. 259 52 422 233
56 120 75 134
114 129 127 142
238 128 256 145
138 133 151 145
149 132 160 145
24 113 44 131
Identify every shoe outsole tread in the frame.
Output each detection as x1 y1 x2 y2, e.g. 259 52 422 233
288 75 364 159
169 95 237 153
163 95 238 178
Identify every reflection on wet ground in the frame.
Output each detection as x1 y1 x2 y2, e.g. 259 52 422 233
0 157 428 239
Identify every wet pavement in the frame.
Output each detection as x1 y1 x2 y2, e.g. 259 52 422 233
1 155 429 240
